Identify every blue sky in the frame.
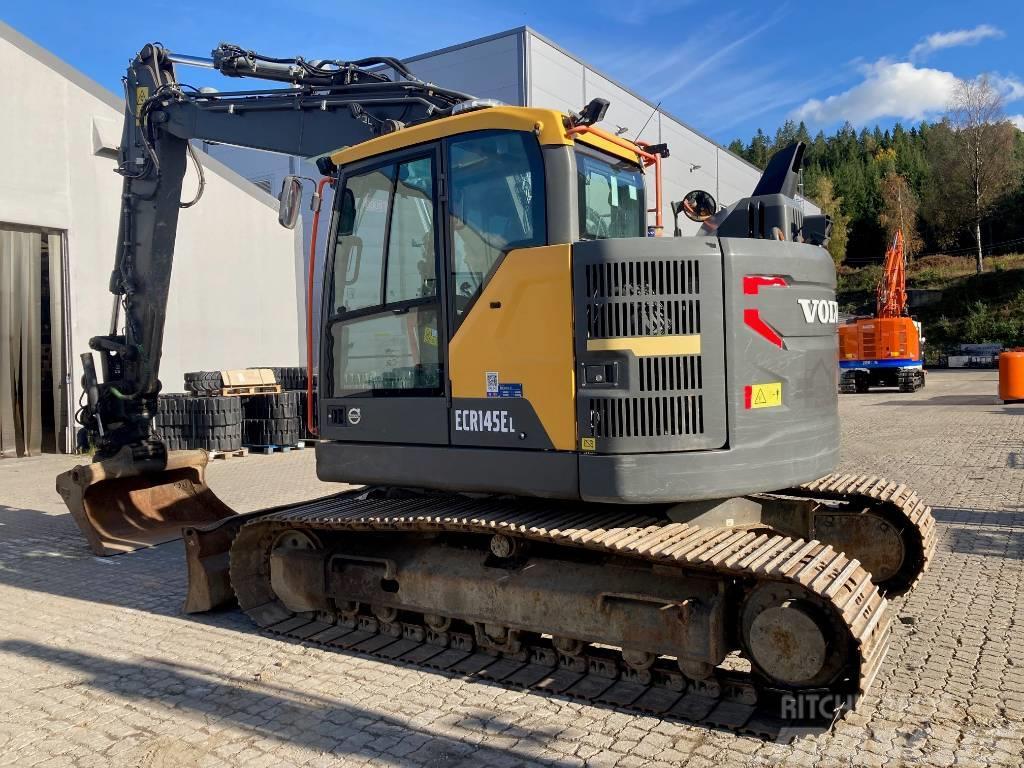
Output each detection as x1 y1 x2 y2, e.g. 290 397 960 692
4 1 1023 144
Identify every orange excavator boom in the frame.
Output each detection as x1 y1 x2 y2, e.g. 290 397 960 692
876 229 906 319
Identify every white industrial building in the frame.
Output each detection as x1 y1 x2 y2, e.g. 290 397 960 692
0 22 304 456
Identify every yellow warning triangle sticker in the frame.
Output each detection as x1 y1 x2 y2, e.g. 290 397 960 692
755 390 767 405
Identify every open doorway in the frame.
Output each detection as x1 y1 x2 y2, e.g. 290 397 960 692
0 226 70 457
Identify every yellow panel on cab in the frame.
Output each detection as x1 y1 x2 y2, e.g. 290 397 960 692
449 244 576 451
332 107 571 166
330 106 644 169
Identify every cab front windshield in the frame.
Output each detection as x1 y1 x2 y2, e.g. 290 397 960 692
577 151 645 239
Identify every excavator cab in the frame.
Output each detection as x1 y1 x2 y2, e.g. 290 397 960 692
61 107 830 548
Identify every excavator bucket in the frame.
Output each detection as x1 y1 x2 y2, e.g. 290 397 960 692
56 448 237 556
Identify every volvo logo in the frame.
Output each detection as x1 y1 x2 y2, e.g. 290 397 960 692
797 298 839 324
347 407 362 425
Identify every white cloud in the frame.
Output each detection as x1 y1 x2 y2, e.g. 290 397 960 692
1010 115 1024 131
792 60 960 125
593 0 696 25
910 24 1004 61
791 62 1024 128
653 13 782 100
991 74 1024 103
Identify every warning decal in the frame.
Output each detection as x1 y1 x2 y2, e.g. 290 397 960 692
135 86 149 124
744 382 783 410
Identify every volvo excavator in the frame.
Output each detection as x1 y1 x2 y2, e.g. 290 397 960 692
56 42 936 728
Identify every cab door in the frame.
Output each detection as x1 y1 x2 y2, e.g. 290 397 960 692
319 145 449 444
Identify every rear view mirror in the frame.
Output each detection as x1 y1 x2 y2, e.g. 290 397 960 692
277 175 303 229
680 190 717 223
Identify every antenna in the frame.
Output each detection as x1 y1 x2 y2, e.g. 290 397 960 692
634 101 661 142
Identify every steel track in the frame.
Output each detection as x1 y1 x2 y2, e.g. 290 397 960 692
222 479 925 736
774 473 937 595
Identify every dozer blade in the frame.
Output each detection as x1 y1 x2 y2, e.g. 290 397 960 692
56 448 237 556
181 490 363 614
182 509 271 614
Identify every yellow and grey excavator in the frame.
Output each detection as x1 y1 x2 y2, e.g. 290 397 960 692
56 43 935 726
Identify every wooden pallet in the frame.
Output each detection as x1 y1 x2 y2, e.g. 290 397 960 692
208 447 249 460
210 384 282 397
244 441 308 455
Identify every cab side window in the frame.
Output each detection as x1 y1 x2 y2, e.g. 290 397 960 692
386 157 437 304
329 154 441 396
334 166 392 314
448 132 545 322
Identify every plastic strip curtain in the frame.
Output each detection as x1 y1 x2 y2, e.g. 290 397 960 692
47 234 67 453
0 229 43 457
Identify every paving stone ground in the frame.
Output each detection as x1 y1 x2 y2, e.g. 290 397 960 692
2 369 1023 767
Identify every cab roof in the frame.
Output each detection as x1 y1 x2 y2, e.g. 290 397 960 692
329 106 644 168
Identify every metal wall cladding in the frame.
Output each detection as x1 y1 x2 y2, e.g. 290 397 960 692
573 238 727 454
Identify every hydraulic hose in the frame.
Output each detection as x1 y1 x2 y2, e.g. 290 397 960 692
306 176 333 436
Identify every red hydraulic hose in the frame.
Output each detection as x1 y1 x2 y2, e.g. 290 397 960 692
306 177 333 437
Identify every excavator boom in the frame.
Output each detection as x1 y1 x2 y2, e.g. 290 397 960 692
57 43 474 555
876 229 907 318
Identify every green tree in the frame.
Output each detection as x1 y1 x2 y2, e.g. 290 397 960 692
808 174 849 266
747 129 769 168
879 172 923 259
731 110 1024 265
942 76 1020 272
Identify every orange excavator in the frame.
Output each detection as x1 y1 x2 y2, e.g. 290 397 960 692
838 230 925 393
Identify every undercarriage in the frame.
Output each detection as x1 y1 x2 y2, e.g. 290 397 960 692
839 367 926 393
182 474 935 730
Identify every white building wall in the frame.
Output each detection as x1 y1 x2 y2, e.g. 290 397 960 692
528 36 584 115
0 24 303 420
403 32 523 106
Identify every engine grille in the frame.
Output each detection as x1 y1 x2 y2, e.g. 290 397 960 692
638 355 702 393
584 260 701 338
587 395 704 438
584 259 700 299
573 239 726 454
